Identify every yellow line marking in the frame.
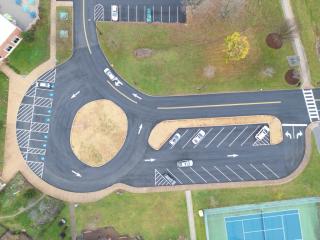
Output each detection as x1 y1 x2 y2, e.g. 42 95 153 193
107 81 137 104
157 101 282 110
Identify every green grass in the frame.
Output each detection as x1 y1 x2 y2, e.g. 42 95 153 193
7 0 50 74
192 137 320 240
56 6 73 64
291 0 320 86
97 0 295 95
0 72 8 174
0 174 69 240
76 191 189 239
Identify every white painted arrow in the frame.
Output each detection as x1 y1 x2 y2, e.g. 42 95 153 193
72 170 82 178
144 158 156 162
138 123 143 135
132 93 142 100
296 130 303 139
227 154 239 158
285 131 292 139
71 91 80 99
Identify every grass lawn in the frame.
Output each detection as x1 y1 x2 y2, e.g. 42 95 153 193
0 174 69 240
0 72 8 174
76 191 189 239
7 0 50 75
291 0 320 87
192 137 320 240
56 6 73 64
97 0 295 95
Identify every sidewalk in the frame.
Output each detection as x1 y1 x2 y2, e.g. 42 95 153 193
280 0 312 89
185 190 197 240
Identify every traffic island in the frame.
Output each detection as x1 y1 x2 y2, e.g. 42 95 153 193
70 100 128 167
148 115 283 150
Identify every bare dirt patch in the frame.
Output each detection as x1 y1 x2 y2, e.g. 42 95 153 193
148 115 282 150
70 100 127 167
134 48 153 59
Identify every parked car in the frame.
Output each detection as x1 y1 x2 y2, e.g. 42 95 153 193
36 81 53 89
146 7 152 23
192 130 206 145
169 133 181 146
111 5 119 21
104 68 116 81
177 160 193 168
255 126 270 141
163 173 176 185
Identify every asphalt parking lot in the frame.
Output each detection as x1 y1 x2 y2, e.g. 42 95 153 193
93 2 186 23
161 124 270 151
16 69 56 179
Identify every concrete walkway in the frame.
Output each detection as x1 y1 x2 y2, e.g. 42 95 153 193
69 203 77 240
185 190 197 240
280 0 312 89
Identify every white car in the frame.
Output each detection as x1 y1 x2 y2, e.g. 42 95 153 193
104 68 116 81
169 133 181 146
192 130 206 145
177 160 193 168
255 126 270 141
36 82 53 89
111 5 118 21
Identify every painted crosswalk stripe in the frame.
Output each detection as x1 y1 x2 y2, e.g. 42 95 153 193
302 89 319 122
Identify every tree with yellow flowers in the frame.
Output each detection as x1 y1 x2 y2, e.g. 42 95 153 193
224 32 250 62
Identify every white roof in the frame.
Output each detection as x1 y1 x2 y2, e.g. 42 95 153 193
0 14 18 46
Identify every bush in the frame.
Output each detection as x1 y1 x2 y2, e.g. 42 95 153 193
22 29 35 42
23 188 37 199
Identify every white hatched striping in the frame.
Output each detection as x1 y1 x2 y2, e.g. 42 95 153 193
28 148 46 155
34 97 53 108
16 129 30 147
25 84 36 97
31 122 49 133
154 169 170 186
17 104 33 122
38 69 56 83
302 89 319 122
94 4 104 21
253 135 270 147
27 161 44 178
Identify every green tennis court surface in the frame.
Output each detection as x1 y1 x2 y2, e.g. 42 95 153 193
204 197 320 240
225 210 302 240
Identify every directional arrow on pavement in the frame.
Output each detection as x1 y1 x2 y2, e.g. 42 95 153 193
71 170 82 178
144 158 156 162
132 93 142 100
296 130 303 139
285 131 292 139
138 124 143 135
227 154 239 158
71 91 80 99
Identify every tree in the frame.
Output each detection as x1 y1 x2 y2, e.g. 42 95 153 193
223 32 249 62
266 20 297 49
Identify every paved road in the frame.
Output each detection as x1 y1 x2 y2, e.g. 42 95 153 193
15 0 320 192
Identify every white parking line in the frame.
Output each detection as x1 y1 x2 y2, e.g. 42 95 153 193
201 166 220 182
169 5 171 22
193 128 212 148
153 5 155 22
228 126 248 147
214 166 231 181
127 5 130 22
34 113 51 117
166 168 182 184
178 168 194 183
29 138 47 142
225 165 243 181
241 125 260 146
119 5 122 20
217 127 236 148
238 164 256 180
143 6 145 20
155 169 170 186
161 5 163 22
182 129 200 149
205 128 224 148
262 163 280 179
250 164 268 179
176 6 179 23
136 5 138 22
190 167 207 183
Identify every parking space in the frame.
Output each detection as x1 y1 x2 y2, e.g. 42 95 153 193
154 162 281 186
93 3 186 23
281 123 306 142
162 124 270 151
15 69 57 179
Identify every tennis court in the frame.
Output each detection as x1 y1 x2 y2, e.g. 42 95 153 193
225 209 302 240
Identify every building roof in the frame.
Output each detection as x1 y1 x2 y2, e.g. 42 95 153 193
0 14 18 47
